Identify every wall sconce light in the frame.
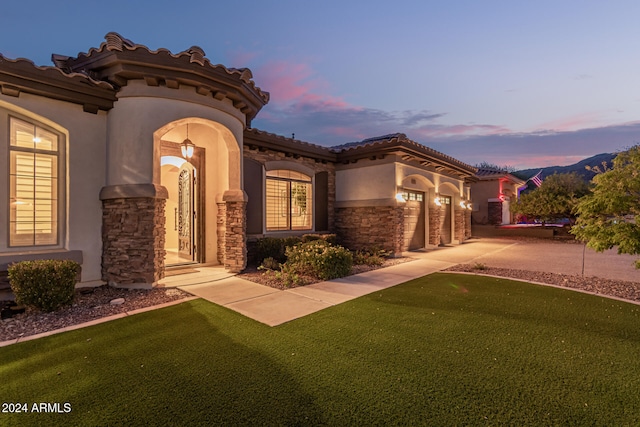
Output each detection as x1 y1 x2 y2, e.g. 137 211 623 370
467 202 473 210
396 192 407 202
434 195 442 206
459 201 467 209
181 124 195 159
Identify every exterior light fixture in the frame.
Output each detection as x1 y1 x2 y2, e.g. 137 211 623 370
181 124 195 159
459 201 467 209
434 196 442 206
467 202 473 210
396 192 406 202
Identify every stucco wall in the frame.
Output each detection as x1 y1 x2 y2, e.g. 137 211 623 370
336 162 397 201
471 179 521 225
107 82 245 188
0 95 107 284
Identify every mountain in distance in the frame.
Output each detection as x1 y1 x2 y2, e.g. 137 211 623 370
513 152 616 182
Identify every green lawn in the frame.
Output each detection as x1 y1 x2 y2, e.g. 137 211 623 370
1 273 639 426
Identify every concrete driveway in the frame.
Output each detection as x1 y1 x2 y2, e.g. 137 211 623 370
419 238 639 283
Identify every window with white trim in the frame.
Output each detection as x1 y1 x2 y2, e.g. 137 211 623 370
265 169 312 231
9 117 60 246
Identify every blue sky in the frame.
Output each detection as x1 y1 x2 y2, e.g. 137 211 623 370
2 0 640 169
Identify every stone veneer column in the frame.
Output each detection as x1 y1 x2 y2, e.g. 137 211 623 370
99 184 167 287
454 208 465 242
223 190 247 272
428 206 441 246
465 210 472 239
216 202 226 264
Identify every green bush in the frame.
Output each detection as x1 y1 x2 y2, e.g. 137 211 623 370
301 233 337 245
8 259 80 312
255 236 302 264
353 251 385 266
285 240 353 280
258 257 281 271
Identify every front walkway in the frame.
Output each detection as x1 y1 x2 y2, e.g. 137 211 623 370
178 238 639 326
3 238 637 347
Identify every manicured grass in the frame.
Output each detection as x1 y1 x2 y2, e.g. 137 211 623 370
1 273 640 426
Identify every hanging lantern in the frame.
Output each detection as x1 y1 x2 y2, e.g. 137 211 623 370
181 124 195 159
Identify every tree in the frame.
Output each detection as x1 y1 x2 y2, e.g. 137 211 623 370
571 145 640 268
475 161 517 173
511 172 590 223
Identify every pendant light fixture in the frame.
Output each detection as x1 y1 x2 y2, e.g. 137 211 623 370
181 124 195 159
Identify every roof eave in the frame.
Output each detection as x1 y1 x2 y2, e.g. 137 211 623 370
0 55 117 113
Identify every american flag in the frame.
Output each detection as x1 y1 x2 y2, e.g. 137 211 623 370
530 170 543 187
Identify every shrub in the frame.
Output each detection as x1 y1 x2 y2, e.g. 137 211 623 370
258 257 281 271
301 233 337 245
472 262 488 271
263 263 306 288
286 240 353 280
8 259 80 312
353 251 385 266
255 236 302 264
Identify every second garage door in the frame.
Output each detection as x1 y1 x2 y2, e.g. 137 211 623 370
403 191 425 250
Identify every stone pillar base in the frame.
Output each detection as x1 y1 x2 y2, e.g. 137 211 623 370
455 209 465 242
100 184 167 287
223 190 248 273
428 206 441 246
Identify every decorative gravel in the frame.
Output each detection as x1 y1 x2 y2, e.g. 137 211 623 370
1 286 190 342
3 260 639 343
445 264 640 302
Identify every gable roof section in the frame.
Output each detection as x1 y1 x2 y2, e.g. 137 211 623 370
333 133 478 181
53 32 269 124
476 167 526 185
0 54 117 113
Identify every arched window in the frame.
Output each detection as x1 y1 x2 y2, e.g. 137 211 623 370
9 117 61 246
265 170 312 231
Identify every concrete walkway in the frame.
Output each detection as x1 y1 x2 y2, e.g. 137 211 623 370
3 238 636 347
179 237 640 326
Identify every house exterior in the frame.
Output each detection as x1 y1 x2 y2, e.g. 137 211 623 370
0 33 477 288
471 168 526 225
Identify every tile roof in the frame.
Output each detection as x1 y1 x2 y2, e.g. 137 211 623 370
475 168 526 184
331 133 477 176
0 54 117 112
59 32 269 103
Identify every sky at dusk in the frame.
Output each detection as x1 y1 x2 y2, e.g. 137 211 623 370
2 0 640 169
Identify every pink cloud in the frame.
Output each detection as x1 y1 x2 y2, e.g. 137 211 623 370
413 123 512 138
532 112 605 133
253 60 349 109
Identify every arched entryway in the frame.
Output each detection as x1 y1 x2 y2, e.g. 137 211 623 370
161 152 201 265
155 118 244 271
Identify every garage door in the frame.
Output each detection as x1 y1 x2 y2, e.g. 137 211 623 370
403 191 425 250
440 195 452 245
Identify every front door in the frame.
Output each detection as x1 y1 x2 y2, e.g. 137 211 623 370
160 140 204 266
178 164 195 261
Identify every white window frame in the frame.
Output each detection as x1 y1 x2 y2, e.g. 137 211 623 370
6 114 65 249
